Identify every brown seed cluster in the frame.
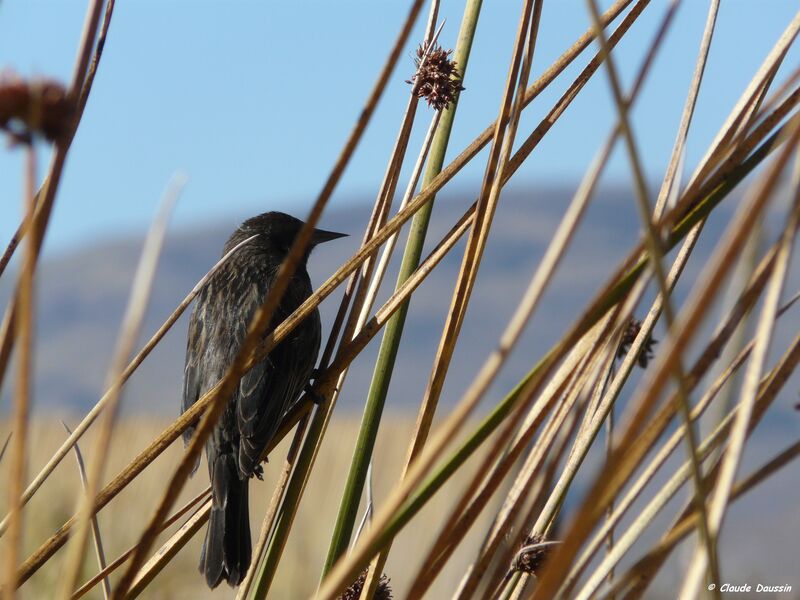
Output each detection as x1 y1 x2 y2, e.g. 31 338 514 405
337 568 393 600
0 71 73 142
511 533 552 575
406 42 464 111
616 317 657 369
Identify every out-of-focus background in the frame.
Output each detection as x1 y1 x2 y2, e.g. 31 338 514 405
1 1 799 598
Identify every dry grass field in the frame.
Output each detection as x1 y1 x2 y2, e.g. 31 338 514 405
1 417 501 599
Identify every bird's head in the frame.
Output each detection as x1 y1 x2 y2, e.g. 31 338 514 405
229 211 347 261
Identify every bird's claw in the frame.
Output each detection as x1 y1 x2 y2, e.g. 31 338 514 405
305 382 325 405
253 464 264 480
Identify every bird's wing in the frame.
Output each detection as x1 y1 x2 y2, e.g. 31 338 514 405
236 279 318 476
181 298 205 448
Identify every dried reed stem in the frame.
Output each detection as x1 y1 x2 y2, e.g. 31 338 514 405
316 112 789 598
71 489 210 600
61 422 110 600
59 177 183 599
562 286 800 595
679 134 800 599
653 0 719 216
530 111 800 600
3 142 37 600
236 417 308 599
587 0 719 586
614 331 800 599
622 437 800 599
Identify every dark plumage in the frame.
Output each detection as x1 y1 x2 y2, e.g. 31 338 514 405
181 211 346 588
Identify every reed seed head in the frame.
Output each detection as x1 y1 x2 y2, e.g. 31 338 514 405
616 317 657 369
0 71 72 142
406 42 464 111
337 568 393 600
512 534 553 576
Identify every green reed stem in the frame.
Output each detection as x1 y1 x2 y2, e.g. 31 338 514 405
322 0 485 576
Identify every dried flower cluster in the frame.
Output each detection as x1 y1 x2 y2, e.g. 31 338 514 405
337 568 393 600
0 71 72 142
616 317 657 369
511 534 552 575
406 42 464 111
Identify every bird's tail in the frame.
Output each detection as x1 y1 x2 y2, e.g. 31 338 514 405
200 453 252 588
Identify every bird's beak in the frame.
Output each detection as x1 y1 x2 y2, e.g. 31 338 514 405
312 228 348 244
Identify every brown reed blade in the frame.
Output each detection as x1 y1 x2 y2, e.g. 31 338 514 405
612 332 800 599
3 136 37 600
530 118 800 600
679 133 800 600
586 0 719 586
270 21 450 598
71 488 210 600
378 0 674 591
236 418 308 599
561 287 800 594
653 0 720 217
350 2 544 591
61 422 111 600
452 4 681 591
59 176 184 599
622 436 800 600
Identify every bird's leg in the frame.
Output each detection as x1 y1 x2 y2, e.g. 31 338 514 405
305 368 326 405
252 463 265 480
305 382 326 405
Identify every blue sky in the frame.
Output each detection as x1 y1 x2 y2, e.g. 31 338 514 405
0 1 798 255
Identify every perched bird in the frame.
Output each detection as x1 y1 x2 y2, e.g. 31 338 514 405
181 211 346 588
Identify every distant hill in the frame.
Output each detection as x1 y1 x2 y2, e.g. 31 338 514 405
1 185 798 422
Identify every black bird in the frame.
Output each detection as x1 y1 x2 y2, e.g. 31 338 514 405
181 212 346 588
